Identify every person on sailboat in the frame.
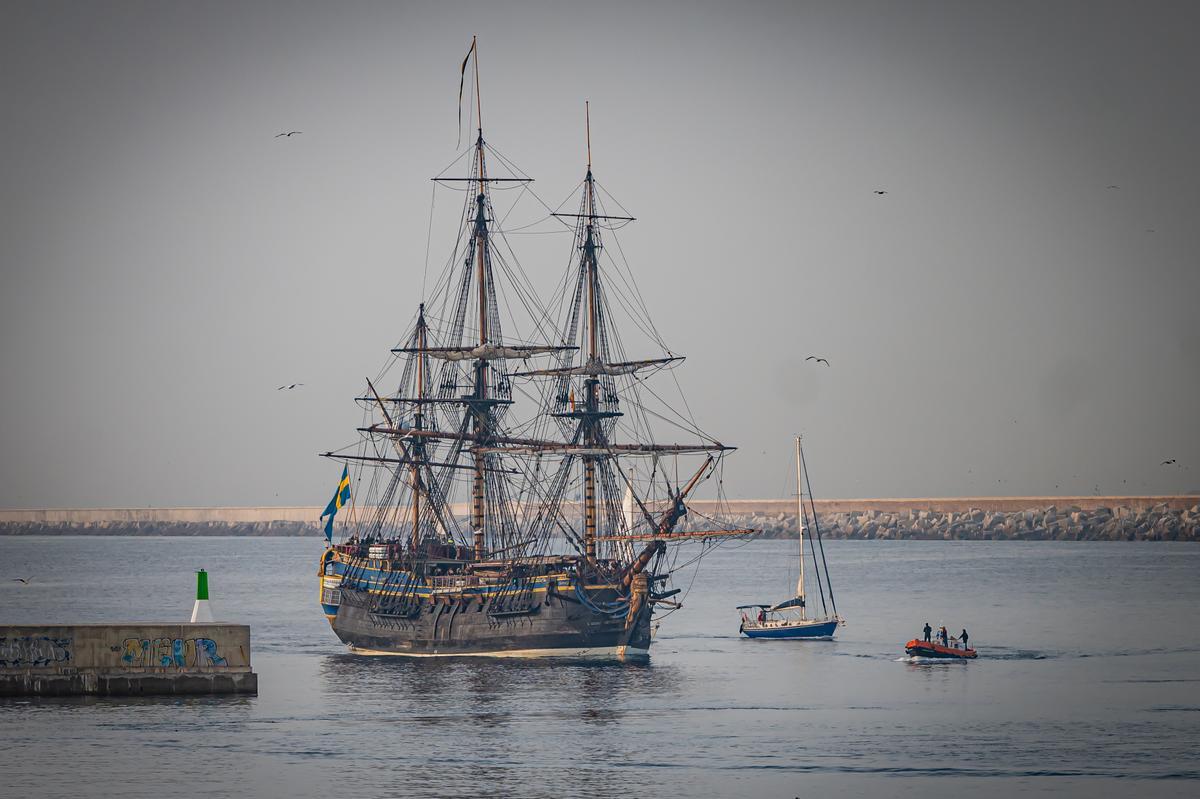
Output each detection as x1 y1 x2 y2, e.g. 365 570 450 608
960 628 969 649
923 622 932 643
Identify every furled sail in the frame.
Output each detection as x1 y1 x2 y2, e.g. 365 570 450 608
511 355 683 377
618 469 637 560
393 344 574 361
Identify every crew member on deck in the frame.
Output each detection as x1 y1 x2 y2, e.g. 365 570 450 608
960 628 969 649
923 622 932 643
939 626 949 646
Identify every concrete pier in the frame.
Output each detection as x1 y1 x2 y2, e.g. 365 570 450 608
0 623 257 697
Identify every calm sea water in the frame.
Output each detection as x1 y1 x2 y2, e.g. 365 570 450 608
1 537 1198 798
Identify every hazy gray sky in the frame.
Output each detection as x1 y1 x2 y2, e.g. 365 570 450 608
2 0 1197 507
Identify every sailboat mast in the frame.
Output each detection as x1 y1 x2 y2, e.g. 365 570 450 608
582 102 599 561
796 435 806 610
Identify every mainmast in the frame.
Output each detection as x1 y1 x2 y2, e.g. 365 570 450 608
469 38 490 560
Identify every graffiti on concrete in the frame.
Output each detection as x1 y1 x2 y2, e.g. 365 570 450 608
0 636 73 668
120 637 229 668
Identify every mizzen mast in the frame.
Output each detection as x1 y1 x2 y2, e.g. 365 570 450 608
411 304 427 551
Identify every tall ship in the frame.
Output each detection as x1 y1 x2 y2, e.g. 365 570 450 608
317 44 751 658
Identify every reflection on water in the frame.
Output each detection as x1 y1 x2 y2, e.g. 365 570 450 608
2 538 1199 797
309 653 678 797
318 652 680 726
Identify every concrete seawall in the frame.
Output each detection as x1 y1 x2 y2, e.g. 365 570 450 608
0 623 257 697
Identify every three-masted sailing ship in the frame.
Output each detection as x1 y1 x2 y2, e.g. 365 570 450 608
317 45 751 658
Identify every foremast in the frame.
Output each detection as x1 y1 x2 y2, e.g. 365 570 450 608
580 103 602 561
518 105 746 572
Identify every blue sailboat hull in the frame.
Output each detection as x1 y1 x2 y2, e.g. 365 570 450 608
741 618 839 639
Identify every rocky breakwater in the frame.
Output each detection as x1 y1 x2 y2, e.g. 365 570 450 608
0 519 321 536
0 507 325 536
732 502 1200 541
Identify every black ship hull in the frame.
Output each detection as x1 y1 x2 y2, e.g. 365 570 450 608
321 558 654 659
331 599 650 658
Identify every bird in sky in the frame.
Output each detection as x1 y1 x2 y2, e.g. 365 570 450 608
873 190 888 195
12 577 31 584
1161 459 1177 465
805 356 830 366
278 383 305 390
1106 185 1120 189
274 131 302 138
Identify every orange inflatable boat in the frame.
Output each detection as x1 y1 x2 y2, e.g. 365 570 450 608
905 639 977 659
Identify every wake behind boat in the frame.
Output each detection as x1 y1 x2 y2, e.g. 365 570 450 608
739 436 843 640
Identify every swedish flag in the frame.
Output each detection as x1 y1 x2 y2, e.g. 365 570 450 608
321 465 352 543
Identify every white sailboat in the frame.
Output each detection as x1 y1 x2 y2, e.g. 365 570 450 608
738 436 843 639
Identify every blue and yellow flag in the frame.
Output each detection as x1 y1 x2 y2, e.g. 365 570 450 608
321 465 351 542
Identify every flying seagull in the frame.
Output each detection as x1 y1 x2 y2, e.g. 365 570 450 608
873 190 888 195
12 577 31 584
274 131 302 138
805 356 830 366
1106 185 1120 189
1161 459 1177 465
277 383 305 390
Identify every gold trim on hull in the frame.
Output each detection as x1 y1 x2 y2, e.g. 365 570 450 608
346 644 649 660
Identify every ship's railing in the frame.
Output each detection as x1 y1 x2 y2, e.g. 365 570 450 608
428 575 481 590
333 541 471 561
